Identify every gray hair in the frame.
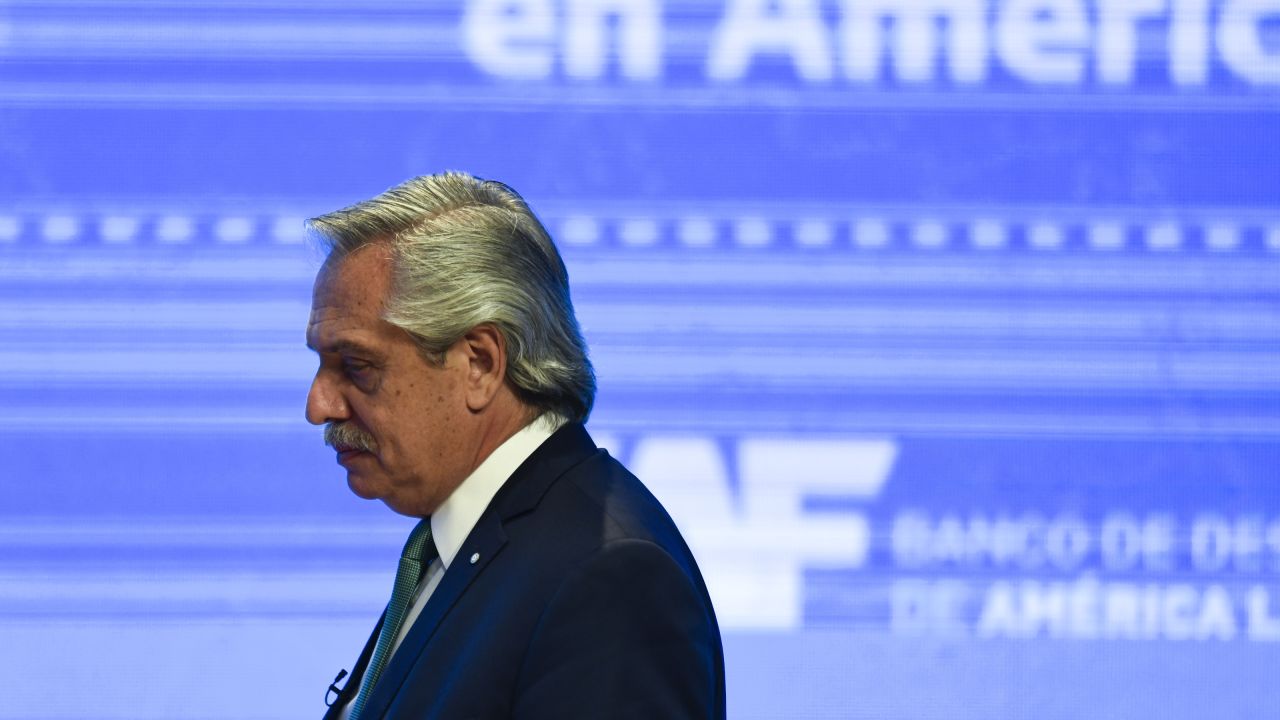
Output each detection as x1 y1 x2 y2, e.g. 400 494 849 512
306 172 595 423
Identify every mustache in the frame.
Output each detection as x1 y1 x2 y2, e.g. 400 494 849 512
324 422 378 453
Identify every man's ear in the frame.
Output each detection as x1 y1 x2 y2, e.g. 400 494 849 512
460 323 507 412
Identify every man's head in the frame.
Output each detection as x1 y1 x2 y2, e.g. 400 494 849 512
303 172 595 516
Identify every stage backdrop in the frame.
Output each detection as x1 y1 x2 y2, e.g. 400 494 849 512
1 1 1278 717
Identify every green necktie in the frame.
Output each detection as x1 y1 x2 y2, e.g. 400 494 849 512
349 519 437 720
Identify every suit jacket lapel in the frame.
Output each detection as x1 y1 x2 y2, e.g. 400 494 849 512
322 612 384 720
359 512 508 718
358 423 599 719
488 423 598 523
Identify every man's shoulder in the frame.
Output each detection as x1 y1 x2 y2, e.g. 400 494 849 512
503 442 698 570
554 448 682 542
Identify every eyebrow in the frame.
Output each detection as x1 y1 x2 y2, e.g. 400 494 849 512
306 337 382 359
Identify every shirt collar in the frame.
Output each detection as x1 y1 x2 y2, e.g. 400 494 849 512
430 414 565 569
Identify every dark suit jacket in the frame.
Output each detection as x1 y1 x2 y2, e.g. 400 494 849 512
323 423 726 719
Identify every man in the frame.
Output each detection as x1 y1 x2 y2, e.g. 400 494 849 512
305 172 725 719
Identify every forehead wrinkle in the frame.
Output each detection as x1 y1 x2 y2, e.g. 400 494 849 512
321 239 395 284
325 338 385 359
308 241 396 354
305 317 386 357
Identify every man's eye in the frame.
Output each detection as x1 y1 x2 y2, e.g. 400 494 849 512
343 361 372 377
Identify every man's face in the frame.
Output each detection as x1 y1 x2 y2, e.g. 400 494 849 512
305 245 474 517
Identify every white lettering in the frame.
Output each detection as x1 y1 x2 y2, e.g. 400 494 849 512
1141 583 1163 636
998 515 1047 568
977 581 1022 636
1247 585 1280 640
1162 583 1199 639
1233 516 1265 572
997 0 1090 83
1192 514 1233 571
737 437 896 566
977 580 1085 637
1218 0 1280 83
1097 0 1167 83
1100 513 1142 570
841 0 989 82
463 0 557 78
915 579 1266 640
461 0 1280 87
892 579 970 635
1268 519 1280 572
634 436 896 629
1101 582 1143 638
892 512 1100 570
1025 581 1070 636
1141 514 1177 571
934 514 976 564
1045 516 1091 570
1199 584 1238 639
892 513 1105 570
1169 0 1211 83
564 0 662 79
988 581 1241 640
891 579 935 633
1068 576 1101 637
891 511 935 568
707 0 834 81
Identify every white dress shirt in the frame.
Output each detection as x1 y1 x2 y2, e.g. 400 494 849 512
338 415 564 718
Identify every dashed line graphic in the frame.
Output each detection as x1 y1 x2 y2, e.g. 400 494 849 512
1 211 1277 255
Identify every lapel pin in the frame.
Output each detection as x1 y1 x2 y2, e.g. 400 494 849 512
470 552 480 565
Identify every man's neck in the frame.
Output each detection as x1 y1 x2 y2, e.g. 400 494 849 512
463 390 538 478
430 413 564 567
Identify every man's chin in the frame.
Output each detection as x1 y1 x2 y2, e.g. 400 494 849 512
345 473 385 501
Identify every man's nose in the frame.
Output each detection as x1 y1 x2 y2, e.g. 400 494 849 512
306 373 348 425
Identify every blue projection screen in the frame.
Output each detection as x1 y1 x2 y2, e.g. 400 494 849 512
1 1 1278 717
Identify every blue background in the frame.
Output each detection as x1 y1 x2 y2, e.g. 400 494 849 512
1 0 1278 717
